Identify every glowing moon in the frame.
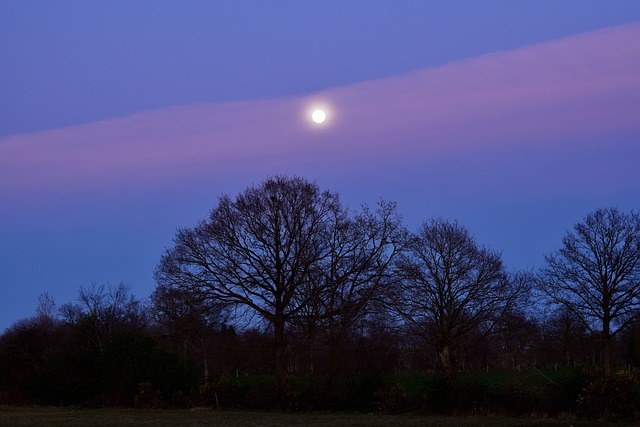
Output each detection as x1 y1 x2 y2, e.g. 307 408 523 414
311 109 326 124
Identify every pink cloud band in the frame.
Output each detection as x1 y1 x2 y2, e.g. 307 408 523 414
1 22 639 193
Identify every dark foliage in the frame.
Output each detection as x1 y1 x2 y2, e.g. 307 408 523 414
577 369 640 420
0 288 199 406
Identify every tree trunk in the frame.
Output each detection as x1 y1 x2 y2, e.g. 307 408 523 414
602 318 611 376
439 345 455 379
273 315 286 389
602 334 611 376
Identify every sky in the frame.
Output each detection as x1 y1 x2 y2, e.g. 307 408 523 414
1 1 639 331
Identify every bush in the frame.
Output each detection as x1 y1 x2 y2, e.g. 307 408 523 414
375 382 409 413
134 382 161 408
577 370 640 420
199 373 245 408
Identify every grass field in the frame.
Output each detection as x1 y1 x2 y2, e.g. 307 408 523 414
0 406 636 427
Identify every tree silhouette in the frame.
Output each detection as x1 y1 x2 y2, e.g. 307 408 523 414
539 208 640 375
291 200 407 374
59 282 146 354
151 284 228 376
155 176 345 387
395 218 526 379
155 176 406 387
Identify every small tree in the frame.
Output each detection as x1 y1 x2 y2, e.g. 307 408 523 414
59 282 146 354
395 218 527 379
35 292 57 324
539 208 640 375
151 284 228 376
544 308 590 369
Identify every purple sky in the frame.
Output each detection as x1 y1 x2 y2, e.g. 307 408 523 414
1 1 640 331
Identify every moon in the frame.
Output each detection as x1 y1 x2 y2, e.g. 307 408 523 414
311 109 326 124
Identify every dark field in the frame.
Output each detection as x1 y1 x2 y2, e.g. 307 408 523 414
0 406 636 427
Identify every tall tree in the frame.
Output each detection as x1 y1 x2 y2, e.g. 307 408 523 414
395 218 527 379
539 208 640 375
155 176 344 386
292 200 407 374
156 176 404 385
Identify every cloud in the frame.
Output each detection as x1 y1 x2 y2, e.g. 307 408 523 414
327 22 639 150
1 22 639 195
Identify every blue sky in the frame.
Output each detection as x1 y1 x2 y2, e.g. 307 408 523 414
1 1 639 331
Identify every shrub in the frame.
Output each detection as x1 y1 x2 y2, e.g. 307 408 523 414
577 370 640 420
375 382 409 413
134 382 161 408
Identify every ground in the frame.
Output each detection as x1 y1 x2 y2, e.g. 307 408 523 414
0 406 635 427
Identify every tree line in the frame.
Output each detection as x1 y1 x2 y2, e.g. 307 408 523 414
1 175 639 415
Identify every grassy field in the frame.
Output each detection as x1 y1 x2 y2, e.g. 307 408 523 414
0 406 636 427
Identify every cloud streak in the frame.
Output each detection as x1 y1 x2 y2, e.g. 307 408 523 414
1 22 639 195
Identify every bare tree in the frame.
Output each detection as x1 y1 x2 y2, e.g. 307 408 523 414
535 308 591 369
151 283 228 376
395 218 527 379
155 176 343 385
490 309 540 370
36 292 57 324
292 200 407 373
59 282 145 353
539 208 640 375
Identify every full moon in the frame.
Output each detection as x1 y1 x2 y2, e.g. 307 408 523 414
311 109 326 124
